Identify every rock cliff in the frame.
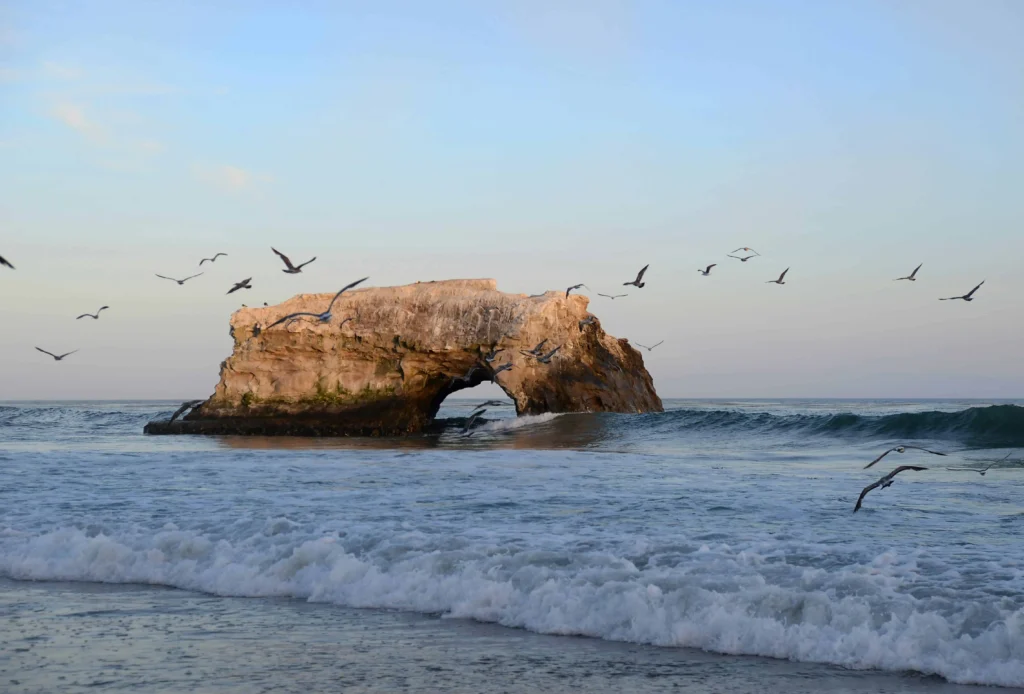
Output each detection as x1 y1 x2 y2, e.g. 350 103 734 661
146 279 662 436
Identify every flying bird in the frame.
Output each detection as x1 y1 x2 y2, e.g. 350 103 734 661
490 362 513 381
624 264 649 288
0 254 13 269
521 345 561 364
472 400 507 412
854 465 929 513
169 400 202 423
731 247 760 256
156 273 203 285
698 264 716 276
766 268 789 285
463 409 487 436
525 339 549 356
948 452 1012 476
227 278 253 294
565 283 588 298
272 247 317 274
76 306 109 320
894 263 922 281
597 293 627 300
199 253 228 266
264 277 368 329
939 281 984 302
579 316 597 330
635 340 664 352
35 347 78 361
483 347 505 363
863 445 947 470
727 254 756 262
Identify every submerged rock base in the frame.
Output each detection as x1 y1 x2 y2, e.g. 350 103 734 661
146 279 662 437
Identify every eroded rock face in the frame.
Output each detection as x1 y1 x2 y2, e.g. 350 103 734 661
149 279 662 436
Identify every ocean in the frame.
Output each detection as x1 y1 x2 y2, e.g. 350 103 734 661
1 399 1023 693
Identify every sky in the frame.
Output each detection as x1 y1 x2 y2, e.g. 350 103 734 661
1 0 1023 400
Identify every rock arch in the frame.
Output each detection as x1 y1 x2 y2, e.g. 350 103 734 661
146 279 662 436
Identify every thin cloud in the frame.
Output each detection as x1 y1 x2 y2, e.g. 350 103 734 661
0 67 19 83
42 61 82 80
193 164 273 192
50 101 106 143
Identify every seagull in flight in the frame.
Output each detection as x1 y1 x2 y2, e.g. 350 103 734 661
35 347 78 361
597 293 627 300
948 452 1012 476
490 362 513 381
863 445 947 470
199 253 228 266
939 281 984 302
482 347 505 363
854 465 929 513
698 264 716 276
227 278 253 294
463 409 487 436
522 345 561 364
766 268 789 285
472 400 507 412
624 264 649 288
156 273 203 285
0 254 13 269
565 283 588 298
731 247 760 256
525 339 549 356
635 340 664 352
272 247 317 274
727 254 756 262
169 400 203 423
76 306 109 320
894 263 922 281
265 277 368 329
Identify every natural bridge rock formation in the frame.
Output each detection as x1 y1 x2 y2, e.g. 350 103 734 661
146 279 662 436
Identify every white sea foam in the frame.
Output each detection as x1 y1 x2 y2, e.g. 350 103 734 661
2 524 1022 688
475 412 563 433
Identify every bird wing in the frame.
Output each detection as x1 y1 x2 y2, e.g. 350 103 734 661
910 263 922 278
75 313 92 320
214 253 227 260
295 257 317 270
199 258 210 265
727 255 741 259
636 343 649 350
326 277 369 312
0 255 13 269
635 264 649 283
708 264 716 271
652 340 664 348
964 281 984 298
184 273 203 281
779 268 789 281
155 274 178 282
903 446 947 457
854 478 884 512
598 293 611 298
889 465 929 477
98 306 109 312
266 312 319 330
35 347 59 359
863 447 897 469
730 248 746 253
541 346 562 360
57 350 79 359
272 247 296 270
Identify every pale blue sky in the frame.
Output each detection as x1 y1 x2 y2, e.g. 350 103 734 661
1 0 1022 399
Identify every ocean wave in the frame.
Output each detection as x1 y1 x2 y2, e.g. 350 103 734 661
641 405 1024 446
474 412 563 433
1 524 1021 687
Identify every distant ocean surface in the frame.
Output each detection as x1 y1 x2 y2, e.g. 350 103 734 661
2 399 1023 693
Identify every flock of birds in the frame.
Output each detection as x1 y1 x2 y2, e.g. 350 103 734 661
1 247 330 360
4 244 1010 513
854 445 1012 513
